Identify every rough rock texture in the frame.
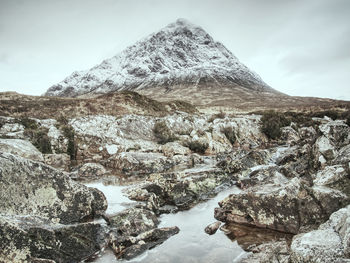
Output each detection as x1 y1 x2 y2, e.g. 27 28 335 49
109 207 159 237
204 221 221 235
110 226 179 260
126 165 235 212
45 19 272 98
215 178 349 234
290 205 350 262
108 207 179 259
70 162 109 179
0 152 107 224
44 153 70 171
0 139 44 162
240 240 291 263
0 215 107 263
0 117 25 139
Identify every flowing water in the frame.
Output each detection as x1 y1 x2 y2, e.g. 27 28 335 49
85 179 249 263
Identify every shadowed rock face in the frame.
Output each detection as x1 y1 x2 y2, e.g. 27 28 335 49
0 215 107 263
0 152 107 224
0 152 108 262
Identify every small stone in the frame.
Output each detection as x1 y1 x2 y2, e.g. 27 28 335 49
205 221 222 235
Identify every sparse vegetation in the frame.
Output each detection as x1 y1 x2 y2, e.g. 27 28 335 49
260 111 291 140
208 111 226 123
184 140 209 154
153 121 178 144
62 125 76 160
221 126 236 145
24 127 52 154
18 117 39 130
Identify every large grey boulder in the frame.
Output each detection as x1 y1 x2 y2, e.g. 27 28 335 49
0 152 107 224
215 178 349 234
290 205 350 262
0 215 107 263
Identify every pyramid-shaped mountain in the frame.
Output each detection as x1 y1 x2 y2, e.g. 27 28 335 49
45 19 285 107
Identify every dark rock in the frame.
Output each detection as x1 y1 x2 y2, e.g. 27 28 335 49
112 227 180 260
109 207 159 237
204 221 221 235
215 178 349 234
0 215 107 263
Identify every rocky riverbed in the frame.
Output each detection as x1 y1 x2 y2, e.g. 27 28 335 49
0 111 349 262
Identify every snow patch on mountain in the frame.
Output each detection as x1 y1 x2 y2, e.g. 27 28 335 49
46 19 269 97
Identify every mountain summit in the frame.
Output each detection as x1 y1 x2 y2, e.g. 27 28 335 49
45 19 283 106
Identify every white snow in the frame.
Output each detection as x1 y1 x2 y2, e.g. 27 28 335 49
45 19 269 97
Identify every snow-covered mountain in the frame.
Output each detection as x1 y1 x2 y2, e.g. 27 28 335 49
45 19 279 98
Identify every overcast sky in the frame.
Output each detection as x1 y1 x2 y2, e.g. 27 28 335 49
0 0 349 100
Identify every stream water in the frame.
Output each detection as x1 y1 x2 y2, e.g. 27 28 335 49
85 180 249 263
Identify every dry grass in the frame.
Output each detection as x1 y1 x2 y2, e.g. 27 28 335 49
0 91 197 119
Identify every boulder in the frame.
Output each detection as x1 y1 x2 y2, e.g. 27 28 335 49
44 153 70 171
0 139 44 162
109 207 159 237
215 178 349 234
110 226 179 260
0 152 107 224
298 126 317 144
313 165 350 195
106 152 174 175
204 221 221 235
108 207 179 260
0 215 107 263
290 205 350 262
319 120 350 148
70 162 109 179
281 126 300 145
0 118 25 139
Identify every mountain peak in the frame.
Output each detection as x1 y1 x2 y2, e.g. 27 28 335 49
45 19 277 99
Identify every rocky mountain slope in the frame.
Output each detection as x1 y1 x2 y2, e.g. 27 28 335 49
45 19 282 103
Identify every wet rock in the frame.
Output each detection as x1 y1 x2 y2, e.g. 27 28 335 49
126 166 234 211
0 215 107 263
70 162 109 179
109 207 159 237
0 138 44 162
110 226 179 260
0 152 107 224
205 221 221 235
215 178 349 234
44 153 70 171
